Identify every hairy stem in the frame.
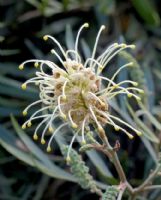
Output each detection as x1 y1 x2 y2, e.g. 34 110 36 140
104 141 134 194
89 134 160 199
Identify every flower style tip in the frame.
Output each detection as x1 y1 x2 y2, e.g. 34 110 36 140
34 62 39 68
98 128 107 142
81 140 87 145
27 121 32 127
43 35 48 41
128 62 134 66
19 64 24 70
47 146 52 153
20 24 142 157
66 156 71 164
22 110 27 116
60 113 67 120
84 22 89 28
128 134 134 140
21 83 27 90
132 82 138 87
114 126 120 131
136 131 142 136
130 44 136 49
22 124 26 130
48 126 54 133
41 138 46 145
33 133 38 140
71 123 78 129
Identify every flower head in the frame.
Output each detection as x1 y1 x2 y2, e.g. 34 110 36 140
20 23 143 160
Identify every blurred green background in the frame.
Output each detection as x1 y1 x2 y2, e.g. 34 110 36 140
0 0 161 199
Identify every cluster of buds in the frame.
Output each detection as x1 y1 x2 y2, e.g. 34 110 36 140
19 23 143 161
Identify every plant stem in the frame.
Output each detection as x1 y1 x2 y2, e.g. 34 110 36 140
110 151 127 182
104 141 134 194
90 141 134 193
144 185 161 191
104 140 131 186
117 188 125 200
89 137 160 199
133 165 161 193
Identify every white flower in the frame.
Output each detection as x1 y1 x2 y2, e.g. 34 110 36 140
19 23 143 161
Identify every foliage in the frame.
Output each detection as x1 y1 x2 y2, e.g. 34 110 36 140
0 0 161 199
102 186 119 200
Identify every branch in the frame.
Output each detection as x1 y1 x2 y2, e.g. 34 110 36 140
117 189 125 200
117 183 126 200
104 140 130 187
143 185 161 191
88 142 127 183
133 164 161 194
87 135 160 199
88 140 134 194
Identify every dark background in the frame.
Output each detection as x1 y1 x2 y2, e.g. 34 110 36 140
0 0 161 199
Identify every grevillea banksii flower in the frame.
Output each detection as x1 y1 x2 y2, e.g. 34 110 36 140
19 23 143 161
